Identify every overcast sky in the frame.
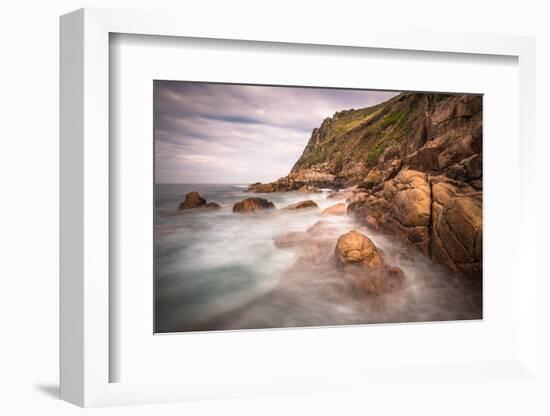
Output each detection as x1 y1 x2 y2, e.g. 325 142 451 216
154 81 399 184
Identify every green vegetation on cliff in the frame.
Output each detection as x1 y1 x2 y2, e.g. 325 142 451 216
291 92 440 176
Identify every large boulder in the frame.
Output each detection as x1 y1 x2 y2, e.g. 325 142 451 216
179 192 206 210
283 200 319 210
350 169 432 253
430 177 482 278
322 203 347 216
334 230 405 295
334 230 383 269
232 197 276 213
349 171 482 279
389 170 431 228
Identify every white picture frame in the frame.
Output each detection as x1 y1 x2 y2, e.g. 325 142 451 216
60 7 538 408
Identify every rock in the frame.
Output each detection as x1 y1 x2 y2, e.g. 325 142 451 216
359 169 383 190
382 159 402 181
306 220 339 237
327 191 348 200
391 170 431 228
178 192 206 210
346 191 369 204
445 154 482 182
348 169 431 253
353 266 405 295
297 185 320 193
352 273 386 295
456 95 482 118
298 239 336 266
365 215 380 231
283 200 319 210
247 183 275 193
322 203 347 216
248 169 336 193
350 172 482 279
274 231 309 248
205 202 222 210
233 197 276 213
334 231 406 295
385 266 406 290
334 230 383 269
430 177 482 277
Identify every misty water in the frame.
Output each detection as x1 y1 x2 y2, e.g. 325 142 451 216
155 184 482 333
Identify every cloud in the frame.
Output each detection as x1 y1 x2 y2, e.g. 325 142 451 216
155 81 399 183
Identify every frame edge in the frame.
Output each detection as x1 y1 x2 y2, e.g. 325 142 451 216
59 8 85 407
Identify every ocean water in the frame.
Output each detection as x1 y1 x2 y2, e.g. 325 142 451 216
155 183 482 333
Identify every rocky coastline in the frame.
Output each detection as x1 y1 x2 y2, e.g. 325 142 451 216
176 92 482 314
241 92 483 281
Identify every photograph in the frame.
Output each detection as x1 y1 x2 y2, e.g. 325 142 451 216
154 81 483 333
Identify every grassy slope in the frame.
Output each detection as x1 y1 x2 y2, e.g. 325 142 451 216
292 92 452 174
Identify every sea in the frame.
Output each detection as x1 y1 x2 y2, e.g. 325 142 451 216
155 183 482 333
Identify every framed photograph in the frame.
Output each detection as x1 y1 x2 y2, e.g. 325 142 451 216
60 8 538 408
153 81 483 334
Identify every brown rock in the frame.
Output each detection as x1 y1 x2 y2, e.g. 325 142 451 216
297 185 320 193
334 230 383 269
283 200 319 210
247 183 275 193
359 169 383 190
365 215 380 231
430 177 482 278
348 170 431 253
334 230 406 295
322 203 347 216
205 202 222 210
346 191 369 204
179 192 206 210
445 154 482 182
233 197 276 213
391 170 431 228
327 191 348 200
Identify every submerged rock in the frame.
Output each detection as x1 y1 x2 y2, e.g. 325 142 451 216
179 192 206 210
283 200 319 210
274 231 309 248
205 201 222 210
233 197 276 213
306 220 339 237
322 203 347 216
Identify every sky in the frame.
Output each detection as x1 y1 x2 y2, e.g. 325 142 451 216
154 81 399 184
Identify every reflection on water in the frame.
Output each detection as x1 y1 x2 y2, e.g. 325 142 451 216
155 184 482 333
